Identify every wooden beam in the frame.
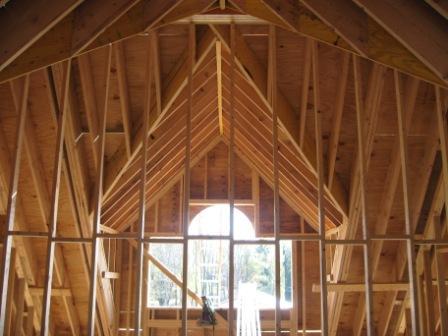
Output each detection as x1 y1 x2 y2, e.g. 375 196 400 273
46 63 108 336
352 77 420 336
40 60 73 336
424 0 448 20
423 251 436 335
328 62 386 335
113 241 122 334
70 0 142 54
300 220 308 334
28 287 72 297
435 87 448 335
0 0 83 71
352 0 448 86
14 278 26 336
269 24 281 336
46 64 89 336
125 233 133 336
89 0 213 50
210 24 348 216
299 38 312 148
234 0 445 86
0 0 202 83
86 46 112 336
311 40 329 336
113 41 133 159
102 272 120 280
228 21 236 336
313 283 410 293
216 40 224 135
434 218 448 335
133 34 151 335
327 52 349 188
151 31 162 117
394 69 421 335
0 74 29 335
353 54 375 336
4 249 16 335
25 306 34 336
77 53 101 167
105 107 220 232
102 28 216 203
181 22 195 336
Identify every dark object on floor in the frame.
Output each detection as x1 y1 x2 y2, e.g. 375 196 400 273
198 296 217 326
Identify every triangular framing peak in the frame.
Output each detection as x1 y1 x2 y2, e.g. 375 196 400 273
0 3 447 335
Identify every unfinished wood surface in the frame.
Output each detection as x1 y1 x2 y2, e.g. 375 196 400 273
0 5 447 335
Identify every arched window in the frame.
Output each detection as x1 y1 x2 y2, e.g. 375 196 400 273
148 204 292 309
189 204 255 239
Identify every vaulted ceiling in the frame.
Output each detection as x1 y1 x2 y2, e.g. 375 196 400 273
0 0 447 335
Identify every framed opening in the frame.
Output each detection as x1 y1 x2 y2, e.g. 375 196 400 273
147 204 292 309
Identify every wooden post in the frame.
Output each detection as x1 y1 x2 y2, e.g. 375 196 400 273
433 216 448 335
353 55 375 336
133 34 152 336
435 86 448 335
216 40 224 136
142 254 149 336
301 219 307 335
4 249 16 335
0 74 29 335
14 278 25 335
228 21 236 336
423 250 435 335
269 24 281 336
181 23 194 336
87 45 112 336
40 59 71 336
299 38 312 148
394 70 421 335
25 306 34 336
312 40 329 336
114 240 123 335
291 241 299 336
126 232 134 336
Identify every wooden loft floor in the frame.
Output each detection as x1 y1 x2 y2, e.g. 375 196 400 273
0 0 447 335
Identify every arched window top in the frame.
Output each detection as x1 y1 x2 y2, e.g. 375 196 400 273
189 204 255 240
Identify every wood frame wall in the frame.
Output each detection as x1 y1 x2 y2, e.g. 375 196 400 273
0 18 447 336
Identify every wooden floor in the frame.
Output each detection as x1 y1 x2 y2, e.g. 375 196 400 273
0 1 447 335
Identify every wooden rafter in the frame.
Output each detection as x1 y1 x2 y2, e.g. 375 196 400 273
0 74 30 335
86 45 112 336
113 41 133 158
299 38 311 148
352 0 448 86
216 40 224 135
328 63 386 335
46 62 113 335
424 0 448 19
0 0 84 71
220 85 340 229
150 31 162 117
232 0 446 86
77 53 101 168
210 24 348 217
351 77 420 336
0 5 447 333
327 52 349 189
0 0 212 83
102 28 216 203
